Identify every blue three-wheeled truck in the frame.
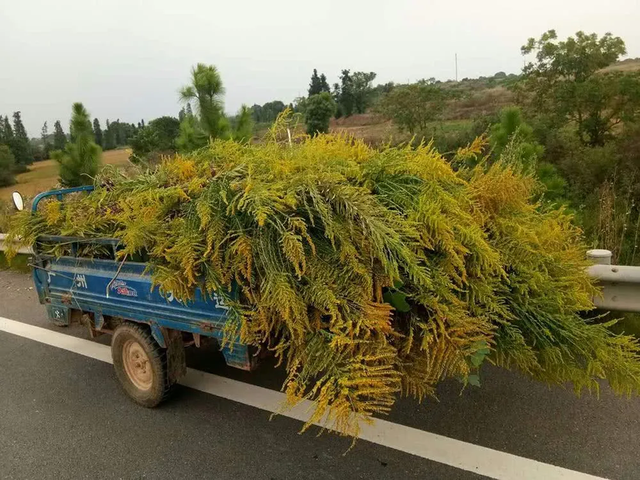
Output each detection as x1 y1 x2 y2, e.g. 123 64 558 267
19 186 255 407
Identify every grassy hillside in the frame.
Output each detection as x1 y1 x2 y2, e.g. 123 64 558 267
325 59 639 147
0 149 131 202
601 58 640 73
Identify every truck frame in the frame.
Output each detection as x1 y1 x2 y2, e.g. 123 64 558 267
29 186 254 406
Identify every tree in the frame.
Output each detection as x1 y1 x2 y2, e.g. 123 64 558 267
176 114 207 153
292 96 308 114
351 71 377 114
319 74 330 93
490 107 544 168
520 30 640 146
10 111 32 171
178 107 186 122
113 119 123 146
148 116 180 149
337 70 355 117
41 121 51 160
129 128 160 163
0 145 16 187
93 118 103 147
376 82 447 134
1 116 13 145
53 120 67 151
305 92 336 136
179 63 229 141
308 69 330 96
52 103 102 187
251 100 286 123
333 70 377 117
232 105 254 143
130 116 181 160
103 119 116 150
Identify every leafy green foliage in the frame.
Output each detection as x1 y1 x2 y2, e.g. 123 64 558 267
304 93 336 135
10 120 640 436
490 107 544 168
251 101 286 123
148 116 180 148
130 116 181 162
0 145 16 187
129 128 161 163
520 30 640 146
52 103 102 187
176 114 207 153
334 70 377 117
376 82 448 135
536 162 567 203
102 119 136 150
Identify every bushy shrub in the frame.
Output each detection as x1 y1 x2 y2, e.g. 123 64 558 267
10 125 640 436
305 93 336 135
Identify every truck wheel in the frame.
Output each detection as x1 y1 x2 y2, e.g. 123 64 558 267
111 323 172 407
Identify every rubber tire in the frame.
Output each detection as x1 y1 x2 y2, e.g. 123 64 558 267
111 323 172 408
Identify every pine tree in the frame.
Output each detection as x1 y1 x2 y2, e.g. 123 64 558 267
179 64 228 140
0 116 6 144
308 69 325 96
41 121 51 160
0 145 16 187
52 103 102 187
2 116 14 153
104 119 116 150
232 105 254 143
337 70 355 117
319 73 330 93
10 111 32 171
114 119 123 146
53 120 67 151
93 118 103 147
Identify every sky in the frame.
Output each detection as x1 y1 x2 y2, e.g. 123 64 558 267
1 0 639 136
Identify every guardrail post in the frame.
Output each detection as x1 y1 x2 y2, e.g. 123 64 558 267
587 249 612 265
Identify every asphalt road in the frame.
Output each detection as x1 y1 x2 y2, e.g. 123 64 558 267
1 269 640 480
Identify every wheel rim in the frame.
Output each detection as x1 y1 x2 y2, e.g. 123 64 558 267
122 339 153 391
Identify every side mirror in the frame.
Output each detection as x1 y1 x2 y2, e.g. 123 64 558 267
11 191 24 211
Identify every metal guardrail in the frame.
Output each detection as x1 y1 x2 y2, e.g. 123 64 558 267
587 249 640 313
0 234 33 255
1 237 638 313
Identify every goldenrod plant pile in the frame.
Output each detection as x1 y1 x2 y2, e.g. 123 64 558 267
9 119 640 436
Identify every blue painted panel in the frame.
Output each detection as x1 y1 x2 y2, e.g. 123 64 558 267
34 252 252 371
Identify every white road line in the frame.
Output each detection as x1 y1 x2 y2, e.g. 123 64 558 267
0 316 607 480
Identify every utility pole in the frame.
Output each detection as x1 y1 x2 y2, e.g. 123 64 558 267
455 53 458 82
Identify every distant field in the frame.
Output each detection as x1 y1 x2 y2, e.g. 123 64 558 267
0 149 131 202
